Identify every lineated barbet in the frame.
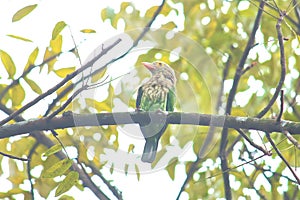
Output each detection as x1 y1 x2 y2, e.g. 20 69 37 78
136 61 176 163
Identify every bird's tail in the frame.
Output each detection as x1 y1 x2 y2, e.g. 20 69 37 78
141 137 159 163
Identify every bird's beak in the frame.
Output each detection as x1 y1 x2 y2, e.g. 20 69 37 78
142 62 155 71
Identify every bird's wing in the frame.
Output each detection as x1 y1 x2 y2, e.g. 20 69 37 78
166 87 176 111
136 86 144 109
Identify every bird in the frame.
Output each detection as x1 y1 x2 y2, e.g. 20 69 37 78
136 61 176 163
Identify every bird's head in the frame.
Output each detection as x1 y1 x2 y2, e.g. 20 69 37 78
142 61 176 84
142 61 173 75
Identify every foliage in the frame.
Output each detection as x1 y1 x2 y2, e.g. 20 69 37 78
0 0 299 199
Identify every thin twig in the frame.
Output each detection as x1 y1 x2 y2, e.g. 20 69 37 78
235 128 271 155
0 47 76 100
219 1 266 199
0 39 122 126
265 132 300 184
43 0 166 118
80 159 123 200
27 142 39 200
256 9 286 118
50 130 70 159
0 151 29 161
76 159 110 200
282 130 300 150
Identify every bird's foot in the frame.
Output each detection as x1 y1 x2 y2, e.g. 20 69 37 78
135 107 144 112
155 109 168 115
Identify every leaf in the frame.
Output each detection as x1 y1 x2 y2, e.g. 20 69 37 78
11 85 25 106
52 21 67 40
135 164 140 181
127 144 135 153
101 7 115 21
50 34 63 54
24 77 42 95
43 144 63 157
55 171 79 197
42 159 73 178
124 164 129 176
91 68 107 83
12 4 37 22
54 67 76 78
43 47 57 73
0 50 16 78
24 47 39 71
80 29 96 33
6 34 32 42
166 158 178 180
58 195 75 200
110 163 114 174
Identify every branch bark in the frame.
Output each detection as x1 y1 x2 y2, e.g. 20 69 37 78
1 111 299 139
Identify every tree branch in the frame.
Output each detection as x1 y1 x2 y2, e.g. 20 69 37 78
219 1 266 199
1 111 299 139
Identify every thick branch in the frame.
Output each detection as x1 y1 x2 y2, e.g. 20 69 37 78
0 112 299 139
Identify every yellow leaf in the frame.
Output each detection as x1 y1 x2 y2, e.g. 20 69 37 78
11 85 25 106
166 158 178 180
80 29 96 33
24 47 39 71
12 4 37 22
58 195 75 200
43 47 57 73
52 21 67 40
91 68 107 83
7 34 32 42
135 164 140 181
24 77 42 94
43 144 63 157
50 34 63 54
55 67 76 78
127 144 135 153
55 171 79 197
0 50 16 78
42 159 72 178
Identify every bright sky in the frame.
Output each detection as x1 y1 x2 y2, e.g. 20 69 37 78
0 0 197 199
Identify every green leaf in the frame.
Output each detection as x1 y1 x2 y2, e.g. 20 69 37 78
80 29 96 33
0 50 16 78
42 144 63 157
24 47 39 71
6 34 32 42
110 163 114 174
52 21 67 40
24 77 42 94
54 67 75 78
166 158 178 180
101 7 115 21
11 85 25 106
135 164 140 181
124 164 129 176
12 4 37 22
55 171 79 197
42 159 73 178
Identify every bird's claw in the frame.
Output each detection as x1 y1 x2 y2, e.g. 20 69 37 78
135 107 144 112
155 109 168 115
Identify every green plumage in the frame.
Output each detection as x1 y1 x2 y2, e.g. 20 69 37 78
136 61 176 163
